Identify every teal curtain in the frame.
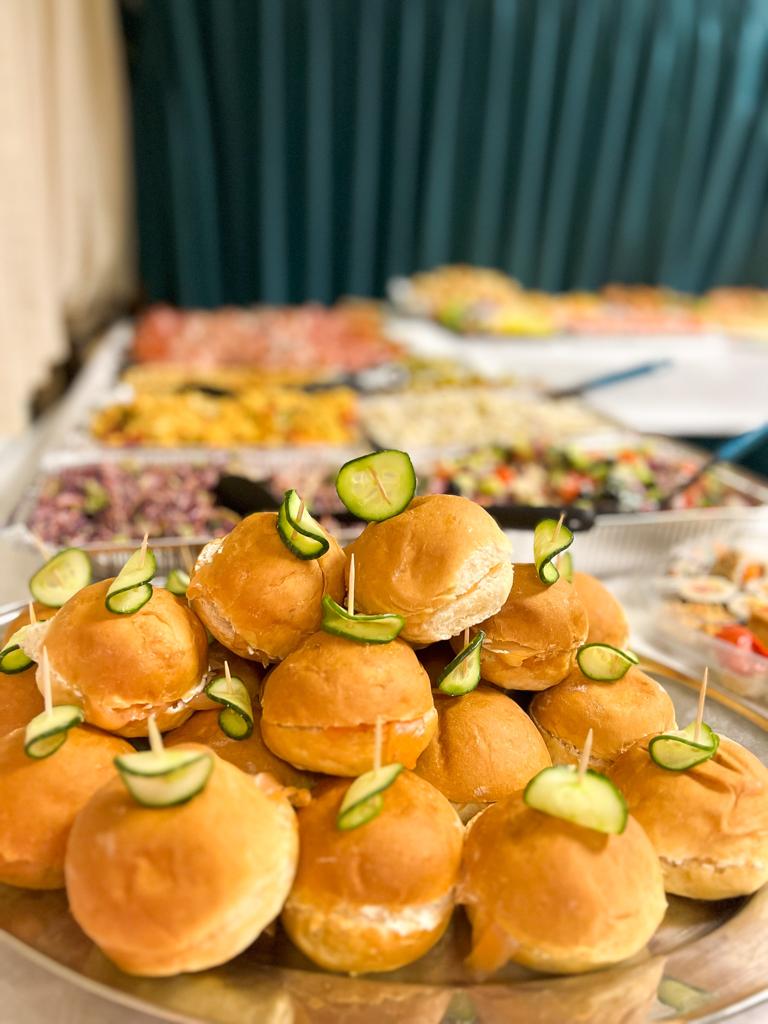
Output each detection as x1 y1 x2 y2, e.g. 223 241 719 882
126 0 768 306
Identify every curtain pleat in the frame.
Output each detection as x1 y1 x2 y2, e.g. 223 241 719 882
129 0 768 305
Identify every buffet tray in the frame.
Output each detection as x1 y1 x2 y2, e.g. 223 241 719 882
1 649 767 1024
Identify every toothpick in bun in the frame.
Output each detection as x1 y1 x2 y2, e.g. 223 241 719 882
457 563 587 691
0 724 132 889
459 791 666 975
530 663 677 771
414 686 551 821
188 512 346 664
261 632 436 775
282 771 463 973
66 745 298 975
0 605 57 737
609 733 768 899
345 495 513 645
23 581 209 736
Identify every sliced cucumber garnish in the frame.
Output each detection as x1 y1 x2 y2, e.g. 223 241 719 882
115 748 214 808
106 543 157 614
533 518 574 585
321 595 405 644
523 764 628 835
0 625 34 675
335 450 416 522
437 631 485 696
24 705 84 759
558 550 574 583
649 722 719 771
166 568 190 596
276 490 330 560
29 548 92 608
337 763 403 831
576 642 636 681
205 672 254 740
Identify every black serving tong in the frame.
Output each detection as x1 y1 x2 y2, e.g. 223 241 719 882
213 473 596 532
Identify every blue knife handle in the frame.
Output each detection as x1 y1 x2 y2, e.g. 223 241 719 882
715 423 768 463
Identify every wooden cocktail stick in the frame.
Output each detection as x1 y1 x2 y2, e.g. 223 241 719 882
368 466 390 504
578 728 593 782
139 531 149 569
694 667 709 744
347 553 356 616
30 533 51 561
552 511 565 547
148 713 164 755
463 626 470 648
41 647 53 717
224 659 234 693
28 601 37 625
182 545 194 573
374 714 384 772
291 499 306 542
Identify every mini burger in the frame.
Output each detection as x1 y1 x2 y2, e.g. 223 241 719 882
530 665 676 771
344 495 513 645
414 686 551 821
0 604 56 737
282 770 463 973
572 572 630 648
609 734 768 900
65 746 298 976
22 581 209 737
459 791 666 975
458 563 587 691
261 632 436 775
188 511 346 664
0 725 132 889
166 708 315 792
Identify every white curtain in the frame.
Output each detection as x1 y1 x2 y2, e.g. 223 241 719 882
0 0 135 436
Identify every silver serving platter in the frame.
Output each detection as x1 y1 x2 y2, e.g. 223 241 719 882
1 644 767 1022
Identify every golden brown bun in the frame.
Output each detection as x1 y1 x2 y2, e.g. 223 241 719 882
166 709 315 791
0 726 132 889
2 603 56 644
282 771 463 973
530 665 677 770
188 512 346 663
261 632 436 775
66 746 298 976
459 792 666 974
609 735 768 899
34 581 209 737
414 687 551 805
573 572 630 648
345 495 513 645
457 563 588 691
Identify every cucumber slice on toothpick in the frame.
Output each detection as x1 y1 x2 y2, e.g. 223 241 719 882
558 550 574 583
649 722 719 771
115 748 214 808
335 450 416 522
24 705 84 759
577 643 637 681
276 490 330 560
524 764 628 835
321 595 405 644
337 763 403 831
29 548 92 607
533 518 574 585
205 673 254 740
0 626 34 674
106 544 157 614
166 569 190 596
437 631 485 696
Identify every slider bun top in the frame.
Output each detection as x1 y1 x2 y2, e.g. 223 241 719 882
414 686 551 805
609 734 768 899
65 746 299 976
188 512 346 664
165 708 315 791
460 792 666 975
530 665 677 769
0 725 132 890
38 580 209 737
287 771 463 909
464 563 588 690
345 495 514 645
572 573 629 648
